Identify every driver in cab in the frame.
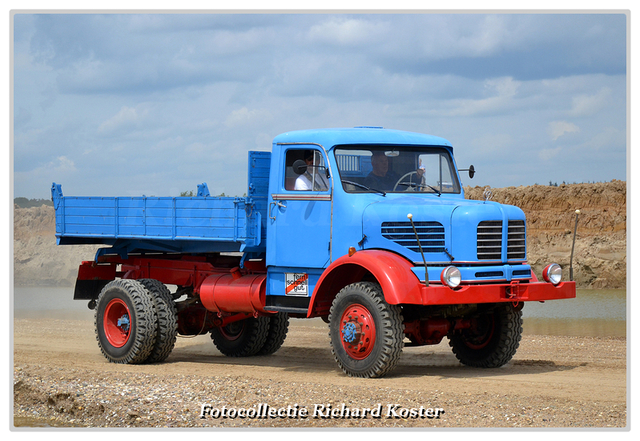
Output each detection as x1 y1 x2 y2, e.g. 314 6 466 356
363 151 400 191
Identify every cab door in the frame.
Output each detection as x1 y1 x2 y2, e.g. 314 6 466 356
266 146 333 270
265 145 333 309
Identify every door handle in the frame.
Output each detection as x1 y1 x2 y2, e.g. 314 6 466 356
269 201 286 220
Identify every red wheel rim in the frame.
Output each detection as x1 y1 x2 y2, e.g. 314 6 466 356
103 298 131 348
339 303 376 360
463 315 495 350
219 321 245 341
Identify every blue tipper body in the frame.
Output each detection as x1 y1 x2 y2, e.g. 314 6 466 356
51 151 271 258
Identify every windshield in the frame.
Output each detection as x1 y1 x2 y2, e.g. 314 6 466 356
335 146 461 194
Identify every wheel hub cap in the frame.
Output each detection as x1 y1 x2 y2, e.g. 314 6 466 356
464 316 496 350
340 304 376 360
104 298 131 348
117 315 130 332
342 322 358 343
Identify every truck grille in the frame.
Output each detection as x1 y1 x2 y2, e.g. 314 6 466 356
507 220 526 260
381 221 445 254
477 221 503 260
477 220 527 261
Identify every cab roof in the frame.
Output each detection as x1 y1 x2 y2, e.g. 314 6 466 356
273 127 453 150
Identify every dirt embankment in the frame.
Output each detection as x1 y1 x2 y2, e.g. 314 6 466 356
13 181 626 288
465 180 626 289
13 204 101 287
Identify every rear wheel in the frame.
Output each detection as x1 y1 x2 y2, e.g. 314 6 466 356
329 282 404 378
210 316 270 357
138 279 178 363
94 280 157 364
448 303 523 368
257 312 289 355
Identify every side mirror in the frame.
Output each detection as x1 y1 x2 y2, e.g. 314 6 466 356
292 159 308 175
459 165 475 179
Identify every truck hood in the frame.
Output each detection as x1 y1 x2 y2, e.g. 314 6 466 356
361 195 526 264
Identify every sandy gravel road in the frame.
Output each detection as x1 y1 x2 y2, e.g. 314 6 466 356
13 314 626 429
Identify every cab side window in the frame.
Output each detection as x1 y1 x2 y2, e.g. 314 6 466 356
284 149 329 191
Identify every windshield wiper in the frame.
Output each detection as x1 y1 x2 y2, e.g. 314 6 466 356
341 180 386 196
396 182 441 196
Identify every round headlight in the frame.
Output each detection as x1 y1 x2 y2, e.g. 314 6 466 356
542 263 563 285
440 266 461 288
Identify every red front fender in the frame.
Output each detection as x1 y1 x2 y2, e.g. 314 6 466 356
307 250 421 317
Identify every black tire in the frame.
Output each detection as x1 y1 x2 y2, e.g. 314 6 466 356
448 303 523 368
210 316 270 357
138 279 178 363
94 279 157 364
257 312 289 355
328 282 404 378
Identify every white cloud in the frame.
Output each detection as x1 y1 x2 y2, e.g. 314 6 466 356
51 156 76 173
471 133 514 154
16 156 76 180
224 107 271 128
184 142 206 155
452 15 511 57
581 126 625 152
150 136 185 154
548 121 580 141
98 106 148 134
307 17 386 46
12 14 627 198
441 77 521 116
538 146 562 161
485 76 519 97
569 87 612 117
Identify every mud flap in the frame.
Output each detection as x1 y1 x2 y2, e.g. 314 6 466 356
74 261 117 300
74 279 110 300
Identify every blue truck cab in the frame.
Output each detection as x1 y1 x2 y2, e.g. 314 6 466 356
263 127 531 311
52 127 575 378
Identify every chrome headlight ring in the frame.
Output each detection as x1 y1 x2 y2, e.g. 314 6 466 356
440 266 462 288
542 263 563 285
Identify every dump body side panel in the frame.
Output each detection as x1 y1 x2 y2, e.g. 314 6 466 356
51 151 271 256
52 192 260 251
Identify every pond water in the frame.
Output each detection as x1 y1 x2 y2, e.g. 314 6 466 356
522 289 626 337
12 287 627 338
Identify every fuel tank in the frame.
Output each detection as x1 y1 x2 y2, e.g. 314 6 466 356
199 268 267 313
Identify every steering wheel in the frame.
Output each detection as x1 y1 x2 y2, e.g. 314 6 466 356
393 171 420 192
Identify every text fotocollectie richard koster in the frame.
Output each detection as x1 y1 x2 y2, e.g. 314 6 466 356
199 403 445 420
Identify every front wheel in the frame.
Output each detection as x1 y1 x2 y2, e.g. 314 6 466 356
329 282 404 378
448 303 523 368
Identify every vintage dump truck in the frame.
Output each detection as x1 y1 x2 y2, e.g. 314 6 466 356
52 127 575 378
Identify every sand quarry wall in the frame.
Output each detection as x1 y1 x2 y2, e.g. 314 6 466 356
13 181 626 289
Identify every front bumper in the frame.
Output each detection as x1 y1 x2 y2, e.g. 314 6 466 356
412 280 576 306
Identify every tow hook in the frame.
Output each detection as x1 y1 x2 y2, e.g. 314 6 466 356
506 281 521 299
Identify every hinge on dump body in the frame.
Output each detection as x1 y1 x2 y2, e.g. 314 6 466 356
197 183 210 197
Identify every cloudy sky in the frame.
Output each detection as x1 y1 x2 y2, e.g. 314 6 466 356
12 12 627 199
